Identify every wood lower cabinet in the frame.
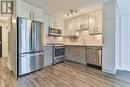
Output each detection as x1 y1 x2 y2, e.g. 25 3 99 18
44 46 53 67
65 46 86 64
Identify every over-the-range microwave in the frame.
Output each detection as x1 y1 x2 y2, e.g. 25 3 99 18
49 26 62 36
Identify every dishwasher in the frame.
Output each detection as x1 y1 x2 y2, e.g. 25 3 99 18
86 46 102 70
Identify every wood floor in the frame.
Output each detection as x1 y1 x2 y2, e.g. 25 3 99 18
1 58 130 87
0 58 16 87
17 62 130 87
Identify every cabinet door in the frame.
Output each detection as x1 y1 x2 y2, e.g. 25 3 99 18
89 12 96 34
32 6 44 22
95 11 103 34
43 14 49 35
81 15 89 30
65 18 77 36
76 15 89 31
55 19 61 29
60 20 65 36
76 17 82 30
69 19 76 35
44 21 49 36
16 0 32 19
43 14 49 22
65 21 70 36
44 47 53 67
65 46 86 64
49 16 55 28
65 46 74 61
77 47 86 64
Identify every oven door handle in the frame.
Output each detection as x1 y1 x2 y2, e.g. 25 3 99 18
55 47 64 49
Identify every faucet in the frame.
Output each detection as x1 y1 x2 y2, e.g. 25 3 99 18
81 39 85 45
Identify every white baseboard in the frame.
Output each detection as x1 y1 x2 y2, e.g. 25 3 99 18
102 69 116 75
117 66 130 71
7 62 12 71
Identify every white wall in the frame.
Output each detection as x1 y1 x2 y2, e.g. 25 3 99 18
118 16 130 71
118 0 130 15
8 16 17 76
102 0 117 74
0 20 8 57
116 0 130 71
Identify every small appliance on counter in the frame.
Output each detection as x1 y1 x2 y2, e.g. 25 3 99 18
46 43 65 64
49 26 62 36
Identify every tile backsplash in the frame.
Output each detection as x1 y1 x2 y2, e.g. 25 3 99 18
45 30 102 45
65 30 102 45
44 36 65 45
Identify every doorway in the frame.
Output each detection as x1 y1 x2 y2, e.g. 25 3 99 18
0 17 9 58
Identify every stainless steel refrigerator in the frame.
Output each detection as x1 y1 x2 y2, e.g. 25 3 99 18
17 17 44 76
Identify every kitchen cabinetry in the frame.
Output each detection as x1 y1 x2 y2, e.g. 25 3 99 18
65 46 86 64
48 16 65 36
32 7 44 22
43 14 49 36
86 46 102 69
76 15 89 31
65 19 78 37
16 0 44 22
89 10 103 35
65 10 102 37
44 46 53 67
49 16 60 28
43 14 65 36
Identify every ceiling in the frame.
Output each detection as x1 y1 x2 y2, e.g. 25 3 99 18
24 0 104 19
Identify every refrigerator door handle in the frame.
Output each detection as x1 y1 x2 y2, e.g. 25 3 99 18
31 21 33 51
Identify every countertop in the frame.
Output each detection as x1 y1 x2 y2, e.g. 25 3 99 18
44 44 102 47
65 44 102 47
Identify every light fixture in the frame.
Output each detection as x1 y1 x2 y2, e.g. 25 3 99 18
67 9 79 16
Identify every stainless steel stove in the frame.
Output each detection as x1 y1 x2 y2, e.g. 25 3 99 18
47 43 65 64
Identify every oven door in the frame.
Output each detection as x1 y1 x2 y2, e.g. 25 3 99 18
54 46 65 60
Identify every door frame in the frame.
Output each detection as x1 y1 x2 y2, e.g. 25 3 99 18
119 16 130 71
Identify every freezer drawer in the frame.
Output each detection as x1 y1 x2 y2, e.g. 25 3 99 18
18 52 44 76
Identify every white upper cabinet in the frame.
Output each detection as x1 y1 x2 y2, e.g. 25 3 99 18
16 0 32 19
76 15 89 31
65 18 77 36
43 14 49 36
16 0 44 22
95 10 103 34
43 15 65 36
89 10 103 35
75 17 82 31
89 12 96 34
49 16 61 29
32 6 44 22
65 10 102 37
